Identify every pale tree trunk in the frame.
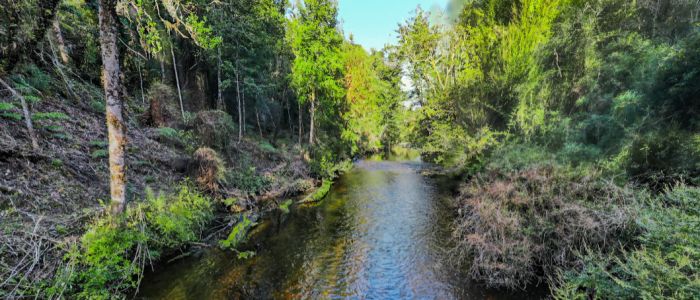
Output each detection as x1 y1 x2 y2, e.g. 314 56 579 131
170 38 185 119
98 0 127 214
0 78 39 151
285 92 292 134
52 17 69 64
308 90 315 145
255 105 263 139
236 67 242 143
298 100 303 146
242 81 246 135
217 46 224 111
138 62 145 105
160 57 166 83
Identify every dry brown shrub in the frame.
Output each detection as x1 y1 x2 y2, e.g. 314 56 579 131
193 110 235 151
190 147 224 193
143 83 181 128
452 165 638 289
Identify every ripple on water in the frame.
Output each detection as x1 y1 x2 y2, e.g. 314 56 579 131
137 160 547 300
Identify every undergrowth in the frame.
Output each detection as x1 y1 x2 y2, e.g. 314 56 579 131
45 183 213 299
553 186 700 299
451 145 640 289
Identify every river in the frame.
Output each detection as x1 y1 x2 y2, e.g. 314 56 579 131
138 156 545 299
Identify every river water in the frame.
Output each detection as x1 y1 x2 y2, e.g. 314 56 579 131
138 157 545 299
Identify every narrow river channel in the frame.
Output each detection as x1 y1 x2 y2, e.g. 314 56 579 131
138 157 545 299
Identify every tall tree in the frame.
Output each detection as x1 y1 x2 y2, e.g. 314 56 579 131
98 0 127 214
288 0 344 146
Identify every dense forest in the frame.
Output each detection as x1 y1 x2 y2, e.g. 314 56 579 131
1 0 699 298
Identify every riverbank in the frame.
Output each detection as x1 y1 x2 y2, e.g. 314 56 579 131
444 143 700 298
0 94 322 298
137 157 549 299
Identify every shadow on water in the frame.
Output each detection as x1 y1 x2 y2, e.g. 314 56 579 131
138 155 548 299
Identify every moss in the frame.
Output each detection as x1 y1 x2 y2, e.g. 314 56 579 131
219 214 257 250
300 179 332 203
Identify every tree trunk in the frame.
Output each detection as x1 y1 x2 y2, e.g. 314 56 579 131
160 57 166 82
98 0 127 215
170 39 185 119
242 80 246 135
52 17 70 64
0 78 39 151
217 46 224 111
308 90 315 145
236 67 242 143
285 92 293 134
298 99 303 146
255 105 263 139
138 62 145 105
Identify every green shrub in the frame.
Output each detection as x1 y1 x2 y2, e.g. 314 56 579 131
219 214 257 250
144 185 213 248
625 131 700 189
32 112 70 121
224 167 270 194
554 186 700 299
65 183 213 299
77 216 145 299
51 159 63 168
486 143 554 172
91 149 108 159
259 141 277 153
90 99 105 113
0 103 22 120
157 127 178 140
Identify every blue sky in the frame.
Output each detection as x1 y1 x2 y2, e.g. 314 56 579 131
338 0 449 51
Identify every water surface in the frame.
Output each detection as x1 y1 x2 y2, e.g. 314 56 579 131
138 157 544 299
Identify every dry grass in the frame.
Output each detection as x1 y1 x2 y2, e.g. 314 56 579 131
190 147 224 193
451 165 639 289
142 83 181 128
193 110 235 151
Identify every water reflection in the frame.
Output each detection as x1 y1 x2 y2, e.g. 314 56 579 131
138 158 545 299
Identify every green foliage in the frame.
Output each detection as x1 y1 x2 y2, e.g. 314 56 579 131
301 179 332 203
143 186 213 247
89 140 109 148
279 199 293 214
32 112 70 121
224 167 270 194
219 214 257 250
90 99 105 113
51 159 63 168
624 131 700 189
554 186 700 299
258 141 277 153
0 101 18 121
77 216 145 299
91 149 108 159
0 102 15 111
65 183 213 298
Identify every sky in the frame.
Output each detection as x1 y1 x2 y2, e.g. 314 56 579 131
337 0 449 51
